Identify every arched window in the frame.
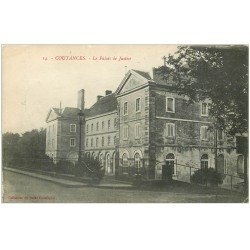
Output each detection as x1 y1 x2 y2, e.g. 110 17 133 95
166 153 175 175
201 154 209 169
106 154 111 173
99 154 104 167
134 153 142 170
122 153 129 173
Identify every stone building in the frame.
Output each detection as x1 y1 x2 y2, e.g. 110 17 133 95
45 68 245 186
45 90 85 163
84 90 118 175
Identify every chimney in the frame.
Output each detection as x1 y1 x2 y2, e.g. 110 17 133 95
105 90 112 96
97 95 103 101
77 89 85 110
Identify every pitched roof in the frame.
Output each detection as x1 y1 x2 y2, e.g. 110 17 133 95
61 107 80 117
87 93 117 117
132 69 152 80
52 108 61 116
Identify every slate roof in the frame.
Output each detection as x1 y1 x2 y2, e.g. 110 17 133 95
61 107 80 117
132 69 152 80
47 107 90 122
86 93 117 118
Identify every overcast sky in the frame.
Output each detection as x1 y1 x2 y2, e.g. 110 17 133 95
2 45 177 134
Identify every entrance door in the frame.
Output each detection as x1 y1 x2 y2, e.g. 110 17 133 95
162 153 175 180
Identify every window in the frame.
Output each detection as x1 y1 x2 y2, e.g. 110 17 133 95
86 138 88 147
91 123 94 132
102 137 104 147
70 124 76 132
99 154 104 167
201 103 209 116
122 153 129 173
108 120 111 130
96 137 99 147
114 118 117 128
108 136 111 146
166 97 175 113
201 154 209 169
96 122 99 131
124 102 128 115
86 124 89 133
106 154 111 173
53 124 55 133
135 123 141 138
166 153 176 175
102 121 105 130
123 125 129 140
52 139 54 148
217 129 224 140
114 136 116 145
166 123 175 137
200 126 209 140
70 138 76 147
134 153 142 170
91 138 93 147
135 98 141 112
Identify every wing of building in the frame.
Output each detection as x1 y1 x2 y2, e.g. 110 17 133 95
45 69 246 188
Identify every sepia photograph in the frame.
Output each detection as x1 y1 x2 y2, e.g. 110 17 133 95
1 44 248 203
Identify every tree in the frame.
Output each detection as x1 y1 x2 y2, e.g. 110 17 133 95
160 45 248 194
2 132 21 167
2 128 47 168
160 45 248 136
17 129 46 162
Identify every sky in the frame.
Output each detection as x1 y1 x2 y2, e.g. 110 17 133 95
2 45 178 134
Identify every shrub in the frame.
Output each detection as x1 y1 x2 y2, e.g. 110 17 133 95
55 160 74 174
191 167 223 186
78 155 105 182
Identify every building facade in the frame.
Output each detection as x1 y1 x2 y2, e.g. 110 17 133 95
45 69 245 186
84 91 118 175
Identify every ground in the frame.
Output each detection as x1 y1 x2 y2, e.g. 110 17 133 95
2 170 246 203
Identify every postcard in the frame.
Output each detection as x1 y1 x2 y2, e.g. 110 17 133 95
2 44 248 203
